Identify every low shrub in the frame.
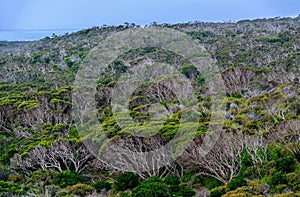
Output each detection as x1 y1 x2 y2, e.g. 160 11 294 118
0 180 23 195
270 172 287 187
222 181 269 197
54 171 82 187
226 174 247 191
210 185 227 197
201 176 223 190
0 180 14 193
286 173 300 191
115 172 140 191
118 191 131 197
247 180 269 195
8 174 24 183
26 169 55 187
274 184 288 194
174 186 195 197
65 183 94 196
274 192 299 197
132 178 169 197
131 176 195 197
92 180 112 192
0 168 9 181
163 175 180 186
276 156 296 173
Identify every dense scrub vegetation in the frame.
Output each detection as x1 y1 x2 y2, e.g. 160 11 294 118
0 16 299 196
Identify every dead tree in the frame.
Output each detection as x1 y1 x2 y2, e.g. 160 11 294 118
12 141 92 173
244 132 268 177
181 132 244 184
97 135 177 179
267 119 300 157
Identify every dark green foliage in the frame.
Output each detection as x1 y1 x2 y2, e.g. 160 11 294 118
267 31 291 44
0 180 23 195
232 92 242 99
64 57 73 67
174 187 196 197
181 64 200 79
0 167 8 181
276 156 296 173
92 180 112 192
200 176 223 190
132 180 170 197
278 31 291 42
54 171 82 187
97 76 114 85
132 176 195 197
210 186 226 197
31 52 43 63
267 37 282 43
163 175 180 186
25 169 55 188
159 124 179 139
196 76 205 86
164 175 195 196
295 152 300 162
267 145 283 161
0 180 12 192
187 30 216 42
226 174 247 191
115 172 140 191
241 151 252 167
270 171 287 186
110 59 127 74
69 126 80 140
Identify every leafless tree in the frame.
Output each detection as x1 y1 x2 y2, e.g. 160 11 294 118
244 132 268 177
10 154 34 175
0 107 12 133
267 119 300 156
11 141 92 173
96 135 177 179
222 67 255 95
67 142 93 173
30 145 63 172
181 132 244 184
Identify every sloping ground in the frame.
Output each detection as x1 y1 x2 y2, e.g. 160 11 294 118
0 17 299 196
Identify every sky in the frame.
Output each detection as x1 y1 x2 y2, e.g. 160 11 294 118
0 0 299 30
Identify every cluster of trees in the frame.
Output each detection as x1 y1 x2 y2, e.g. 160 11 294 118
0 16 299 196
10 141 92 174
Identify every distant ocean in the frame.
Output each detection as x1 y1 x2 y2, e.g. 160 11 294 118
0 30 78 41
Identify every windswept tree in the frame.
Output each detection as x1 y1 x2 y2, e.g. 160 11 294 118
10 141 92 174
95 135 177 179
244 132 268 177
180 132 244 184
267 119 300 159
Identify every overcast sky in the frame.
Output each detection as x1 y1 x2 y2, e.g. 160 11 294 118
1 0 299 30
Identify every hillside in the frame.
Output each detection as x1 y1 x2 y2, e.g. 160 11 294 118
0 16 299 196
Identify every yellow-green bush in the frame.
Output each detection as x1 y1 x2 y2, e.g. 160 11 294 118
221 181 269 197
8 174 24 183
274 192 300 197
210 185 227 197
65 183 94 196
286 173 300 192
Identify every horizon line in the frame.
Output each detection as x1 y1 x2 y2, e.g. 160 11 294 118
1 14 299 31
